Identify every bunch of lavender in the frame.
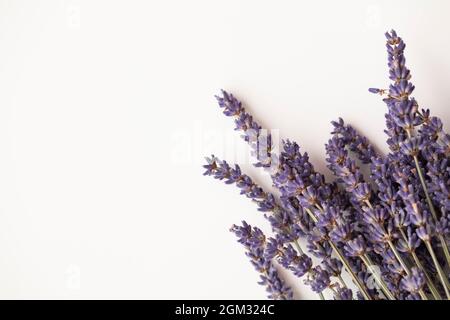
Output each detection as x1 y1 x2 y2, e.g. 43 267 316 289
203 30 450 300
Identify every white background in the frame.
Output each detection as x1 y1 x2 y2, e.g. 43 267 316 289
0 0 449 299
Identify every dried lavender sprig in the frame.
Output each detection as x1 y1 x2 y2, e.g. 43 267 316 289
223 94 367 298
203 156 327 299
269 241 350 300
333 119 441 299
325 135 406 300
215 90 277 170
371 30 450 268
304 265 331 296
252 134 363 297
398 141 450 296
272 140 356 289
301 205 371 299
266 237 349 299
395 166 450 298
203 156 303 242
423 238 450 298
205 30 449 300
370 32 450 299
328 122 441 299
400 267 426 298
213 92 368 299
331 118 379 164
231 222 293 300
420 112 450 213
323 257 345 289
374 163 442 299
276 142 372 299
364 200 428 300
203 155 310 259
213 93 420 300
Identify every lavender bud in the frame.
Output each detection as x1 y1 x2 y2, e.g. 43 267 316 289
400 268 425 294
344 236 367 257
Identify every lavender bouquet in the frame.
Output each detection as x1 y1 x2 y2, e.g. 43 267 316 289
203 31 450 300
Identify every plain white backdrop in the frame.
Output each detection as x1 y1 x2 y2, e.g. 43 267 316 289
0 0 449 299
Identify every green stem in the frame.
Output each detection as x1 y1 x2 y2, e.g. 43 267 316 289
305 208 372 300
411 251 441 300
394 215 441 299
439 237 450 269
388 242 427 299
337 274 347 289
386 240 427 301
330 242 372 300
413 156 439 222
424 240 450 299
387 240 410 274
367 201 427 299
293 240 304 255
363 201 400 299
293 239 324 301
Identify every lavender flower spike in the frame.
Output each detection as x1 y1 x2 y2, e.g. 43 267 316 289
215 90 277 170
231 222 294 300
400 267 426 298
204 30 450 300
203 155 304 242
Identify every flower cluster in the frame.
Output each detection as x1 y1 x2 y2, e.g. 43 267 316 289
203 30 450 300
230 222 293 300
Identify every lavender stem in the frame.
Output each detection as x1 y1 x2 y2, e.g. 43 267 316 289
410 250 442 300
337 275 347 289
293 240 325 300
364 200 429 299
386 240 428 300
403 129 450 269
424 240 450 299
413 155 450 266
304 208 372 300
388 208 442 299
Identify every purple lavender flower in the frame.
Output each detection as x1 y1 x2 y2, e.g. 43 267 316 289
368 88 382 94
344 236 367 257
278 243 313 278
336 286 354 300
331 118 379 164
399 137 423 157
329 223 352 243
215 91 276 169
323 258 344 278
203 155 303 242
396 227 421 253
304 266 331 294
230 222 293 300
416 225 433 242
213 92 363 296
400 267 426 294
204 30 449 300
